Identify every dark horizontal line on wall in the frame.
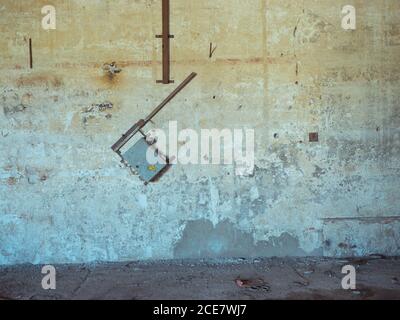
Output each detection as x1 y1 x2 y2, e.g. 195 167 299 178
52 58 266 68
321 216 400 224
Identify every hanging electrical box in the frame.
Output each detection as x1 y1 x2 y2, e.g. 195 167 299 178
111 72 197 183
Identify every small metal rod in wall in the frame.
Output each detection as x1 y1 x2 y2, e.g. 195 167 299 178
156 0 174 84
209 42 217 58
111 72 197 153
29 38 33 69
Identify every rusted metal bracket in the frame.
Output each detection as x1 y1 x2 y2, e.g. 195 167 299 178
111 72 197 154
156 0 174 84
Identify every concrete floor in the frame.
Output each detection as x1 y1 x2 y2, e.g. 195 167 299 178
0 257 399 300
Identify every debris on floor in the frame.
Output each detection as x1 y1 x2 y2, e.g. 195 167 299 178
235 278 270 292
1 257 400 300
303 269 315 275
324 270 336 278
290 265 311 287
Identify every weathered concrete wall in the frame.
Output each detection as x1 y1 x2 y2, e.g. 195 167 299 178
0 0 399 265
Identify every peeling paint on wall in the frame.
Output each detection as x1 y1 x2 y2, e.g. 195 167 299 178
174 219 322 259
0 0 399 265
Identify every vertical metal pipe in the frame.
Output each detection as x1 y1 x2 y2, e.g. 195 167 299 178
162 0 170 84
